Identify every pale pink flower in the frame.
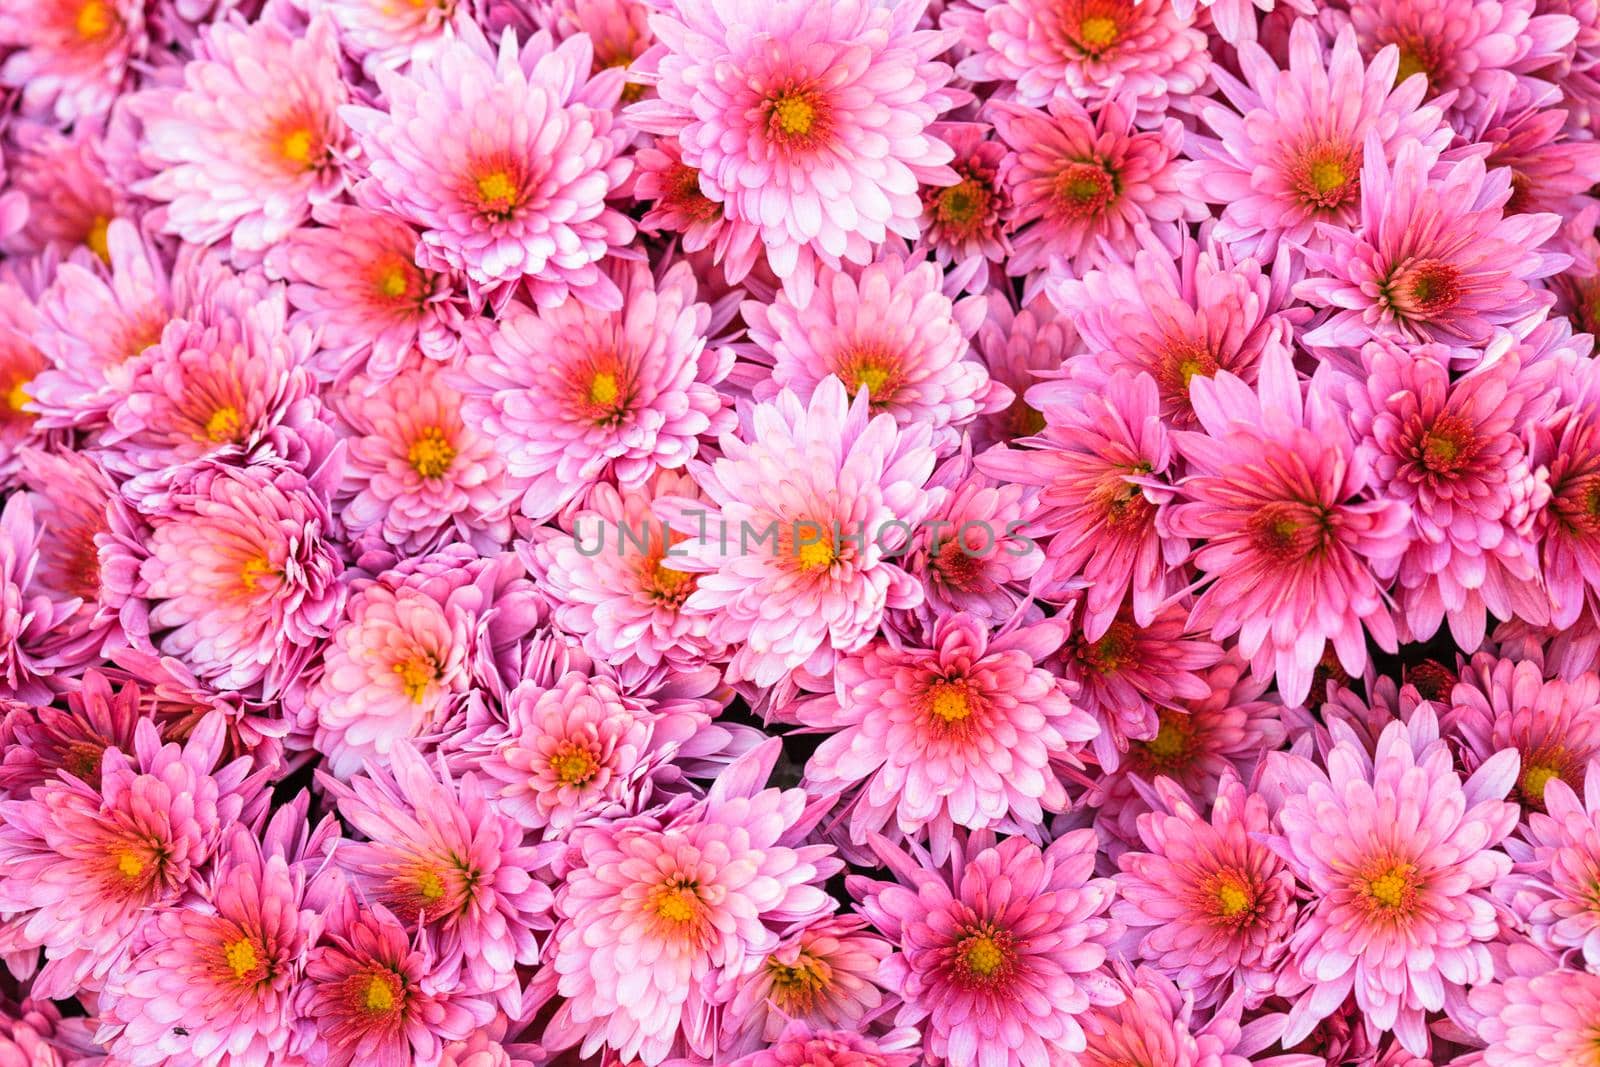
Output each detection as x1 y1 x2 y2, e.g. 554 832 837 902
320 0 478 71
627 0 965 304
1501 763 1600 965
1468 966 1600 1067
0 120 125 259
544 742 840 1065
966 291 1077 453
336 363 517 554
658 377 935 687
343 20 633 305
0 0 145 122
855 832 1123 1065
1070 966 1267 1067
1263 707 1520 1056
743 249 1005 453
1113 775 1296 1009
455 260 731 522
1166 344 1410 706
944 0 1208 118
0 493 80 703
132 16 348 252
798 615 1095 860
989 94 1200 278
545 0 654 94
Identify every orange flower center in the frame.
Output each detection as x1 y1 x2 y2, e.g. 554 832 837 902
239 556 277 594
205 405 243 444
1389 259 1462 318
549 744 599 787
392 656 438 704
767 953 834 1013
85 215 112 262
927 682 972 723
75 0 115 39
954 923 1015 985
408 426 455 478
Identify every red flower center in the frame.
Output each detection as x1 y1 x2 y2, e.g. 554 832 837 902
1053 162 1117 218
1246 501 1328 561
1415 414 1480 476
1389 259 1462 318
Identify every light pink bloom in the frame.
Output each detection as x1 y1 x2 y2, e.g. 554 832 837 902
1070 966 1274 1067
1501 763 1600 965
856 832 1123 1066
544 742 840 1065
1166 344 1410 706
455 260 731 522
343 20 633 305
138 464 344 696
944 0 1208 117
627 0 964 304
659 377 936 687
0 714 260 999
320 0 478 71
0 0 144 122
1296 136 1567 350
1453 85 1600 221
0 493 82 703
1113 775 1296 1009
798 615 1095 861
989 94 1200 278
545 0 654 93
1182 22 1452 262
1263 707 1520 1056
337 363 517 554
966 292 1077 453
132 16 348 252
744 249 1004 453
1468 966 1600 1067
0 120 125 259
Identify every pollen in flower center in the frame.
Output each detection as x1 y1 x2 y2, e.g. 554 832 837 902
1393 41 1436 87
76 0 114 38
964 935 1004 976
1138 710 1194 771
85 215 112 262
770 95 817 138
361 972 400 1014
927 682 972 722
392 656 437 703
1418 416 1478 475
416 868 445 902
1521 763 1562 805
955 923 1014 983
375 260 411 300
589 371 620 406
475 170 520 217
1360 863 1419 913
792 522 838 571
768 955 832 1011
277 126 318 170
1075 13 1121 53
1390 259 1462 317
1247 501 1327 560
549 744 599 787
651 882 700 924
1208 870 1258 924
646 558 696 603
1055 161 1116 216
1082 621 1135 674
205 405 243 443
937 178 991 229
6 378 31 415
224 937 260 981
408 426 456 478
1293 144 1359 210
239 556 276 593
115 849 145 878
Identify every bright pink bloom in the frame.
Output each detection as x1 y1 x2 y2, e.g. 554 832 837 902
0 668 142 800
989 94 1200 278
799 615 1094 859
343 21 633 305
1166 344 1410 706
855 832 1123 1066
132 16 348 252
455 260 731 522
717 1024 920 1067
0 278 47 477
1071 966 1273 1067
0 493 82 702
966 291 1077 453
1263 707 1520 1056
916 123 1013 283
544 743 839 1064
0 0 144 122
1454 86 1600 221
0 120 125 259
627 0 964 303
631 138 764 289
1533 357 1600 627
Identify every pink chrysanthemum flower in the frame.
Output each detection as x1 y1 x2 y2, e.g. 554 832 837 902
627 0 964 304
0 493 81 703
989 94 1199 278
265 204 464 382
307 581 472 779
455 260 731 522
544 742 839 1065
99 824 320 1067
979 371 1182 639
744 250 1004 453
1055 602 1223 771
916 123 1012 284
943 0 1208 118
1073 966 1271 1067
1263 707 1520 1056
0 0 144 122
319 743 554 1004
1532 358 1600 628
344 21 633 305
0 714 259 999
0 668 141 800
320 0 477 71
716 1023 920 1067
1045 231 1295 431
1446 654 1600 813
1166 344 1410 706
1182 23 1452 263
798 614 1095 860
1113 775 1296 1009
1501 766 1600 965
132 16 348 252
300 900 496 1067
659 377 935 687
716 917 893 1055
0 279 47 477
0 120 125 259
1455 87 1600 220
1297 137 1566 350
855 831 1122 1065
336 363 517 554
1468 966 1600 1067
534 470 721 671
546 0 654 96
138 464 344 695
966 291 1076 453
1348 0 1578 122
632 138 765 289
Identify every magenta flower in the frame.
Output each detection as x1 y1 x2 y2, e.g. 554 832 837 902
854 831 1123 1065
627 0 964 303
631 137 765 289
0 668 141 800
917 123 1013 283
343 20 633 305
1533 358 1600 628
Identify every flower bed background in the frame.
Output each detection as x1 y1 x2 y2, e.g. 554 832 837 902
0 0 1597 1063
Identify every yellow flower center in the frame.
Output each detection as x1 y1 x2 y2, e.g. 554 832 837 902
416 869 445 902
224 938 259 981
375 261 411 300
772 96 816 137
392 656 436 704
928 682 971 723
795 538 836 571
1140 711 1193 770
589 371 620 407
116 850 144 878
1521 763 1562 806
6 378 31 414
550 745 599 787
654 884 699 924
239 556 275 593
1362 864 1417 912
76 0 114 38
768 956 832 1011
1395 44 1432 87
407 426 455 478
363 974 395 1013
964 934 1004 976
1309 158 1346 196
205 405 243 443
1078 14 1119 49
279 127 315 167
647 559 695 602
85 215 112 262
476 170 519 214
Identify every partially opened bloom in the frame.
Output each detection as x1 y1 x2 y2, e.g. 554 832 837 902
0 120 125 259
544 743 839 1065
1468 966 1600 1067
1166 344 1410 706
1263 708 1520 1056
0 668 142 800
1297 137 1567 349
1113 775 1295 1009
631 138 764 288
627 0 964 301
343 21 633 304
989 94 1199 278
132 16 348 252
799 615 1095 859
660 377 936 686
320 0 478 71
854 831 1122 1066
455 260 730 522
917 123 1012 281
0 0 144 122
138 464 344 696
1501 766 1600 965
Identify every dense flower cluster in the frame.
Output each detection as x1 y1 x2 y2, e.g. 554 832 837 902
4 0 1600 1062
